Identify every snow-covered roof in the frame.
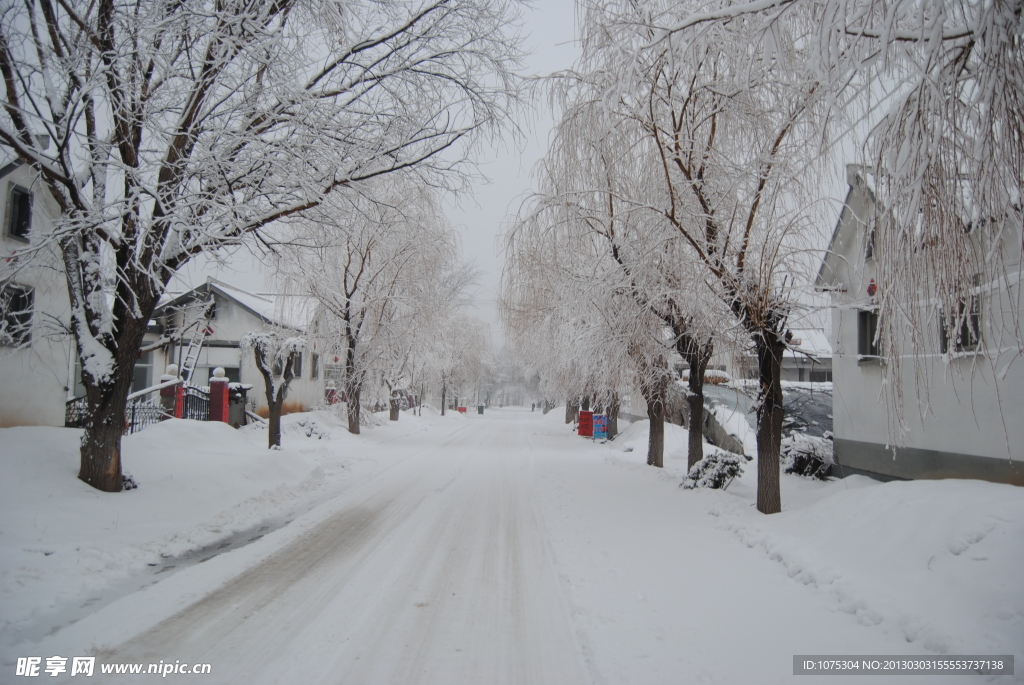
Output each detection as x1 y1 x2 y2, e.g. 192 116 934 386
157 278 316 332
816 163 875 292
785 328 831 359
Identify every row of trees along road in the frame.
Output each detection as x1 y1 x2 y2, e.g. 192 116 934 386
272 177 482 440
503 0 1022 514
0 0 524 490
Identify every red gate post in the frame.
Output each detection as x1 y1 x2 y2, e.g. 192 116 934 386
208 367 230 423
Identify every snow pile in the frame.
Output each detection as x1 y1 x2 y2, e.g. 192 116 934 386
711 404 757 455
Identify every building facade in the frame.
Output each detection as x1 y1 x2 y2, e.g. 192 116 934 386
816 165 1024 485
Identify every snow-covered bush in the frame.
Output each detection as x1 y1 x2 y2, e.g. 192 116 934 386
681 452 745 490
781 432 834 480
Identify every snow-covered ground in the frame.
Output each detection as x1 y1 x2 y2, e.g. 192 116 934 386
2 407 1021 683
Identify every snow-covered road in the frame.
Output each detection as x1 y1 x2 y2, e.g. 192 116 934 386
11 407 1020 684
92 412 589 684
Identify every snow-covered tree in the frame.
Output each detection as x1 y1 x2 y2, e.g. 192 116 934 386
502 171 680 466
240 331 306 448
0 0 523 490
275 178 474 432
428 312 489 415
655 0 1024 435
567 0 839 513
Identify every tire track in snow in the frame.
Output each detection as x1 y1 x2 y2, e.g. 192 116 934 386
90 415 590 684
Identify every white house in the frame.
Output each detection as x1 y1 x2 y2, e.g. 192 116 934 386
1 161 326 425
816 164 1024 485
0 158 75 427
152 279 325 416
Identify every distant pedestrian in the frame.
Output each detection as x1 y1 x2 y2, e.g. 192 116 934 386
531 402 535 412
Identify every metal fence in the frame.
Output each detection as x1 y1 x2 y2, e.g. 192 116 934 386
126 399 172 434
180 385 210 421
66 389 214 434
65 397 88 428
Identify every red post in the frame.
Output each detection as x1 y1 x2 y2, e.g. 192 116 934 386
174 385 183 419
209 367 230 423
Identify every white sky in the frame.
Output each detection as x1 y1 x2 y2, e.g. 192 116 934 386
178 1 581 345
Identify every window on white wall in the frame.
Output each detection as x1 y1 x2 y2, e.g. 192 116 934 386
6 185 32 241
857 310 880 357
940 295 981 353
0 283 33 346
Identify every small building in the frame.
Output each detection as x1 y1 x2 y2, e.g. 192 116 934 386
152 279 324 416
816 164 1023 485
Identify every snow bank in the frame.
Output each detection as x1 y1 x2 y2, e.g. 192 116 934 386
588 418 1023 662
0 409 448 655
708 478 1024 656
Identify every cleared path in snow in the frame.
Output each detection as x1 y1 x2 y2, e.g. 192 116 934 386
94 411 590 685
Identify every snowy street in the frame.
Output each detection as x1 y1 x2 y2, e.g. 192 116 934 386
89 411 589 684
5 407 1020 684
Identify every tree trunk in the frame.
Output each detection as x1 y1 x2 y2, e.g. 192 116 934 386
607 394 620 439
646 391 665 468
755 336 785 514
441 383 446 416
389 399 400 421
565 399 578 424
77 320 149 492
640 362 668 468
78 374 133 491
347 384 361 434
268 396 283 447
581 395 591 412
682 341 713 470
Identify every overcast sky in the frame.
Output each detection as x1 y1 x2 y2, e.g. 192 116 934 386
177 1 581 346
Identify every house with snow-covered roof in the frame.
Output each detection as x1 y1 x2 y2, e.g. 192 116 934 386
152 278 326 416
816 164 1023 485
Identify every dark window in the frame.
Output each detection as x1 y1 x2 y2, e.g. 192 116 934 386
940 296 981 353
311 353 319 380
223 366 241 383
7 186 32 241
1 283 33 346
272 351 302 377
858 310 880 357
809 370 832 382
132 351 154 393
